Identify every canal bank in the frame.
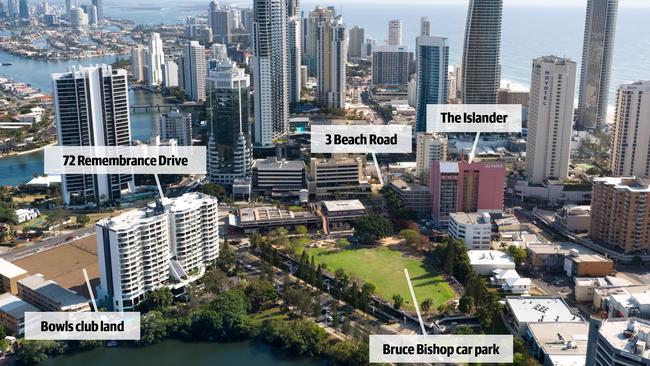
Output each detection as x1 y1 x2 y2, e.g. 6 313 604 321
41 340 325 366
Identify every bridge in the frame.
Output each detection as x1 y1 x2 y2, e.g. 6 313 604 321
129 103 204 113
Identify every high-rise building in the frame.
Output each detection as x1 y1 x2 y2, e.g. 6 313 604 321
64 0 71 16
7 0 17 19
305 6 335 75
91 0 102 20
252 0 289 147
316 16 346 109
180 41 206 102
211 43 228 61
130 45 147 82
587 318 650 366
147 33 165 86
429 161 505 225
18 0 28 18
208 0 231 44
162 59 179 87
206 59 252 185
287 16 302 105
576 0 618 130
590 177 650 253
525 56 576 184
348 26 365 60
460 0 503 104
286 0 298 17
610 81 650 178
415 36 449 132
96 193 219 311
416 132 448 182
69 7 88 31
52 65 134 205
371 45 412 86
420 17 431 36
158 110 192 146
388 19 402 46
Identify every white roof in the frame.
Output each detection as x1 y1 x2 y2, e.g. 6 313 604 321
26 175 61 186
468 250 514 266
0 258 27 279
493 268 520 280
439 161 459 174
506 296 582 324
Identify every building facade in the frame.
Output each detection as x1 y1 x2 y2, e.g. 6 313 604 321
252 0 289 147
459 0 503 104
147 32 165 86
590 177 650 253
52 65 135 205
208 0 231 44
388 19 402 46
449 212 492 250
371 45 412 86
576 0 618 130
180 41 206 102
96 193 219 311
415 132 448 182
348 26 365 59
525 56 576 184
158 110 192 146
316 16 347 109
610 81 650 178
415 36 449 132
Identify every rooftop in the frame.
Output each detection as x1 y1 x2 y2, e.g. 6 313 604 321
598 318 650 358
0 293 38 320
322 200 366 212
18 274 89 310
505 296 582 324
390 179 429 193
527 322 589 360
253 158 306 171
0 258 27 279
527 242 595 256
450 212 491 225
593 177 650 193
468 250 514 266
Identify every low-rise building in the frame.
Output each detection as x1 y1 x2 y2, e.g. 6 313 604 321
607 287 650 319
556 205 591 233
468 250 515 275
491 268 531 294
388 179 431 217
252 158 307 198
527 322 589 366
504 296 583 336
308 157 370 198
0 293 39 335
0 259 27 295
574 276 632 303
232 206 321 231
563 250 614 278
17 274 90 312
449 212 492 250
15 208 39 224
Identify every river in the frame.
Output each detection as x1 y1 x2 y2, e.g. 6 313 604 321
0 51 163 187
41 340 325 366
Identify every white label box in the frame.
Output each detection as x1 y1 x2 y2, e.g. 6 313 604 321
24 312 141 340
311 125 412 154
369 334 513 364
427 104 522 133
44 145 206 175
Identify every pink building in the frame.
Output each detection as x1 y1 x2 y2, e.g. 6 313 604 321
429 160 506 225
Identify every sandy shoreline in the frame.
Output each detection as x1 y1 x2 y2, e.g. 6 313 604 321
0 141 55 159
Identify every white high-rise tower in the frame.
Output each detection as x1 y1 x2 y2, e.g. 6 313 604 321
610 81 650 178
525 56 577 184
147 32 165 86
388 19 402 46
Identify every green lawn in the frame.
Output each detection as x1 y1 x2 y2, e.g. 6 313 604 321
307 246 455 311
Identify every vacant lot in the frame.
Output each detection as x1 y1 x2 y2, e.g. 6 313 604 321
15 235 99 298
307 246 455 311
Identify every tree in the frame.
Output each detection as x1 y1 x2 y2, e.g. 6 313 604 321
507 245 528 271
353 214 393 245
258 318 329 357
76 214 90 227
284 287 314 317
197 183 226 199
138 311 168 345
245 279 279 312
326 340 369 366
203 267 229 294
216 240 236 273
294 225 308 236
399 229 420 246
335 237 350 248
421 298 433 316
459 294 475 314
137 288 173 312
452 325 474 335
392 294 403 310
15 340 64 366
45 209 68 234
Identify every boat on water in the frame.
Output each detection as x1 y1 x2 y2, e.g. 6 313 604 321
1 63 11 66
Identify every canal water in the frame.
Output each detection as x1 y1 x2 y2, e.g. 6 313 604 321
41 340 325 366
0 50 163 186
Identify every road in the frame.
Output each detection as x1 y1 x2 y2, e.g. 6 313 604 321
0 227 94 262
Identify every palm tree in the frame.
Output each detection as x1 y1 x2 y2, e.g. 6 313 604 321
421 298 434 317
